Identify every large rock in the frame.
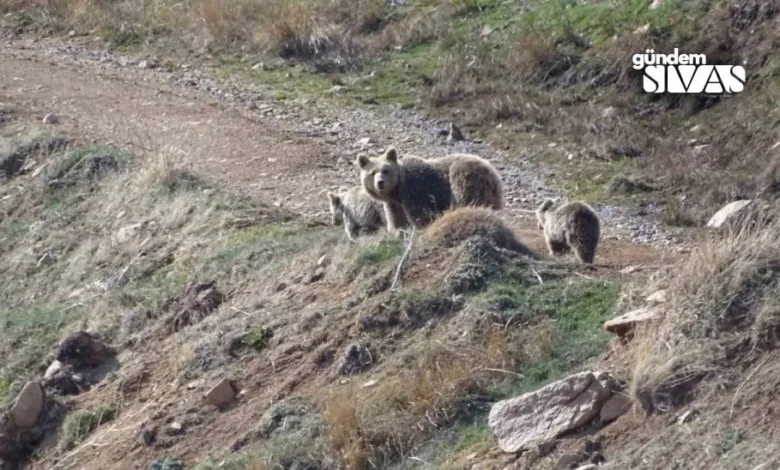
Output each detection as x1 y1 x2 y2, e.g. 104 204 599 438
488 372 612 453
706 200 753 229
10 382 45 429
604 307 659 339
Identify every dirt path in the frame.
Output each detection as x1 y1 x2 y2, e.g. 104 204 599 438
1 36 686 258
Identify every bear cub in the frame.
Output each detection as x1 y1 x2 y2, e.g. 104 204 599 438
327 186 385 240
536 199 601 264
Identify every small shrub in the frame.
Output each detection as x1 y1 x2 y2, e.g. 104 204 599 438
60 405 117 450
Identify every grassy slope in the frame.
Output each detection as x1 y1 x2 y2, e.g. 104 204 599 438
3 0 780 468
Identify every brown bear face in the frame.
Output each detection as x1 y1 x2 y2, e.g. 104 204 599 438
357 147 400 200
327 192 344 226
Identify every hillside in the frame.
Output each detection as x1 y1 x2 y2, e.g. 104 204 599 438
1 1 779 469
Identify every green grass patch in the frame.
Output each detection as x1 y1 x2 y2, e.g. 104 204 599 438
484 274 620 395
208 223 338 276
59 405 117 450
0 303 86 400
354 238 405 267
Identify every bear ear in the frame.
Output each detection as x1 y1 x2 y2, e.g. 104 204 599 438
357 154 371 169
328 192 341 207
539 199 554 212
384 147 398 162
338 186 350 194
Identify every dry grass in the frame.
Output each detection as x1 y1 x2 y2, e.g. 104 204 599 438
629 207 780 412
422 207 535 256
323 325 522 468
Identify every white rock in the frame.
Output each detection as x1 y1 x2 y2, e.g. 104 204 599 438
645 289 668 304
604 307 659 338
44 360 65 380
42 113 59 125
488 372 611 453
317 255 329 268
10 381 45 429
138 59 157 69
706 200 753 229
601 107 617 118
356 137 372 149
650 0 663 8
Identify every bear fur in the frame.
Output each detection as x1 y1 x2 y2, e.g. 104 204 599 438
536 199 601 264
357 147 503 235
423 207 536 258
327 186 385 240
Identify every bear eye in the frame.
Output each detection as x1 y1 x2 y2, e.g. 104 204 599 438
381 169 388 175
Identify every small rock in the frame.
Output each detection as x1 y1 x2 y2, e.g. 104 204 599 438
599 393 632 423
330 85 347 94
601 107 617 119
307 267 325 284
620 265 638 274
356 137 372 149
690 124 704 134
604 307 659 339
574 465 598 470
141 426 157 446
68 30 76 37
317 255 329 268
645 289 668 304
44 360 64 380
706 200 753 229
166 422 183 436
634 23 651 34
650 0 663 8
251 62 265 71
362 379 378 388
42 113 59 125
204 378 236 407
138 59 157 69
677 408 699 424
488 372 612 453
10 382 45 429
448 122 464 142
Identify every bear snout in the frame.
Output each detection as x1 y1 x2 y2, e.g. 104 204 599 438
376 179 386 191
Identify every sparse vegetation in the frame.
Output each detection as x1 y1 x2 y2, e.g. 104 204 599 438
59 405 117 450
630 210 780 413
354 238 404 267
4 0 780 469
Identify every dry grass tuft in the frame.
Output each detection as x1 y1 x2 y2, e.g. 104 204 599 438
629 208 780 412
323 326 521 468
422 207 535 257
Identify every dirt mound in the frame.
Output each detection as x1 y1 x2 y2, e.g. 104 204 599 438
422 207 536 257
164 281 225 333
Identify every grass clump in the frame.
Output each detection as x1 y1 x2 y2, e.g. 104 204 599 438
484 275 620 392
630 210 780 412
354 238 404 267
323 329 520 469
59 405 117 450
0 303 85 402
